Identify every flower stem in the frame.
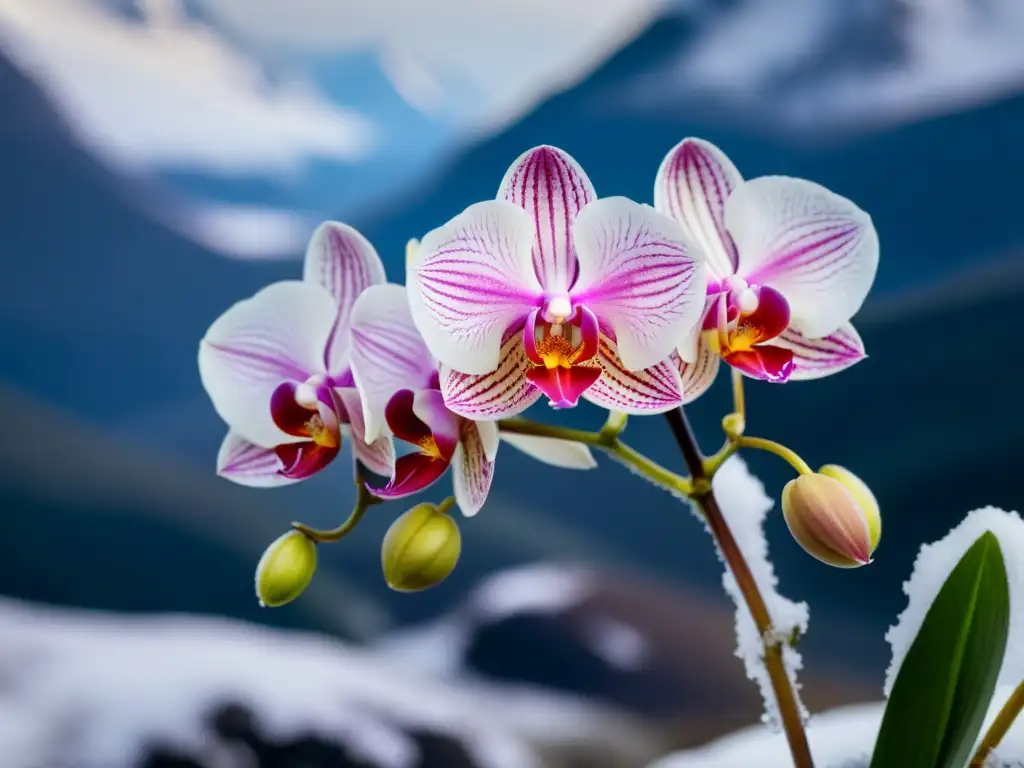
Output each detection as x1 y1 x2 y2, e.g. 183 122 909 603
971 679 1024 766
497 418 692 496
735 436 814 476
664 408 815 768
291 464 382 543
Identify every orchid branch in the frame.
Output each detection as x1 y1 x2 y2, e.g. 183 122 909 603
291 463 383 543
663 407 815 768
496 417 692 497
733 436 814 476
971 679 1024 766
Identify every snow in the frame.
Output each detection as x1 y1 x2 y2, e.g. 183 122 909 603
885 506 1024 695
700 456 810 730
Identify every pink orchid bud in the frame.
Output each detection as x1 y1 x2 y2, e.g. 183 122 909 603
782 470 880 568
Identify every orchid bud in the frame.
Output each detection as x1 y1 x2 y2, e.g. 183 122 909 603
381 503 461 592
818 464 881 553
782 472 879 568
255 530 317 607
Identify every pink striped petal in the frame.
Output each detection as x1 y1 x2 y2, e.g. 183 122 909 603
408 200 543 375
571 197 707 372
198 281 336 448
474 419 500 463
675 335 721 404
583 334 685 414
335 387 395 478
726 177 879 339
303 222 387 374
654 137 742 279
349 284 437 444
452 420 496 517
439 332 542 420
215 431 299 488
498 145 596 293
765 322 866 380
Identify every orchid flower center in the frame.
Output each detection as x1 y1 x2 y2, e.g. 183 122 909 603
534 321 586 369
271 376 342 450
417 433 444 460
703 281 790 357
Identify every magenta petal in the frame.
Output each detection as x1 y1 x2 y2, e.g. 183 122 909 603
498 145 596 293
526 365 602 409
741 284 791 344
385 389 460 460
370 452 450 500
274 441 339 479
522 309 544 366
725 346 795 383
270 381 338 438
576 305 600 362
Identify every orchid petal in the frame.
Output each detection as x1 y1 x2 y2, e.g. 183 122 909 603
215 431 299 488
275 441 339 480
198 281 336 448
335 387 395 478
583 334 685 414
371 452 450 500
303 221 387 374
474 419 500 463
654 137 742 279
726 176 879 338
725 345 795 383
384 389 461 460
500 433 597 470
349 284 437 444
439 332 542 420
452 420 496 517
571 197 707 372
676 335 721 404
526 364 602 409
766 322 867 380
498 145 596 293
408 200 543 375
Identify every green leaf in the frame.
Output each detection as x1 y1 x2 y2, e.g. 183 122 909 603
871 531 1010 768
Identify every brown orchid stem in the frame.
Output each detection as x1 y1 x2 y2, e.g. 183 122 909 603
291 464 383 543
664 407 815 768
971 679 1024 766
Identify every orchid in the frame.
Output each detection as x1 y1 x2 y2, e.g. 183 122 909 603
347 283 596 515
654 138 879 396
406 145 708 418
198 222 394 486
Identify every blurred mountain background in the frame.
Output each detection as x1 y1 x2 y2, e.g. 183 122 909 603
0 0 1021 765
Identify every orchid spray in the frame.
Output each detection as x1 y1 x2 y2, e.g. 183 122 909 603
197 142 1020 768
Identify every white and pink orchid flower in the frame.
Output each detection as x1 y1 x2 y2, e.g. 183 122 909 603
349 283 596 515
198 223 395 487
406 145 708 419
655 138 880 399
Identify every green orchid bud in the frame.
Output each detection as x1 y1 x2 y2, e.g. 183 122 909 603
255 530 317 607
382 502 461 592
782 472 879 568
818 464 881 552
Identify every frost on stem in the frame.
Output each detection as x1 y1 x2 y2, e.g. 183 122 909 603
884 506 1024 696
700 456 810 730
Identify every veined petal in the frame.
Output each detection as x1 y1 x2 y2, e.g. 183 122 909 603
349 284 437 444
500 433 597 470
675 335 721 404
654 137 741 279
439 332 542 420
335 387 395 478
371 452 450 500
766 322 866 380
474 419 500 463
408 200 543 375
216 431 299 488
303 221 387 374
498 145 596 293
452 420 496 517
571 197 707 372
583 334 685 414
198 281 336 448
726 176 879 338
